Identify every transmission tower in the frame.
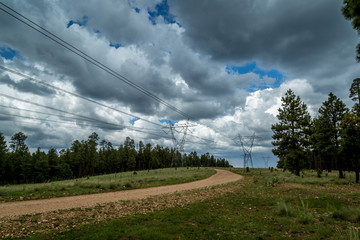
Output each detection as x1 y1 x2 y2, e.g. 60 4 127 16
262 156 271 168
233 133 259 168
163 121 193 167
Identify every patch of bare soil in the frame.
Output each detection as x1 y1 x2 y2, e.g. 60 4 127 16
0 169 243 238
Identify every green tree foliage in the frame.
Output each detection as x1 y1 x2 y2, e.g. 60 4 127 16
0 132 7 182
0 133 231 185
349 78 360 116
272 89 311 176
340 112 360 183
10 132 28 153
312 93 348 178
342 0 360 61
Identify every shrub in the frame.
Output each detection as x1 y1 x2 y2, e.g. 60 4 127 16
349 227 359 240
297 199 314 224
317 168 323 178
333 207 360 222
277 201 292 217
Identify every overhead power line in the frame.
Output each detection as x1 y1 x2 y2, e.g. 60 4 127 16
0 65 164 128
0 111 173 140
0 2 238 149
0 93 163 134
0 97 211 146
0 2 193 120
0 66 214 143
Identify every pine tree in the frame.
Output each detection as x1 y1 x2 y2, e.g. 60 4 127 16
342 0 360 61
350 78 360 116
317 93 347 178
0 132 8 183
340 112 360 183
272 89 311 176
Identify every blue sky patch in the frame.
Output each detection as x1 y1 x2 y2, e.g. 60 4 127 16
226 61 285 92
109 42 123 49
0 47 23 61
134 7 140 13
67 16 88 28
148 0 176 25
130 117 140 125
159 119 178 126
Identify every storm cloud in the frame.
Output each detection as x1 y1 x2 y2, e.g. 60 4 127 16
0 0 358 167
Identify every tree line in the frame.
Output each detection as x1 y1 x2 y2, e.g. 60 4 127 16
273 1 360 181
272 78 360 182
0 132 231 185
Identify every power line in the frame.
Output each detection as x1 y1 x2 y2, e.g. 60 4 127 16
0 66 217 144
0 111 210 146
0 94 166 134
0 2 240 149
0 98 210 147
0 2 193 120
0 65 163 128
0 111 173 139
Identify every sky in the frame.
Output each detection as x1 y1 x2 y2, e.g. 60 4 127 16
0 0 359 168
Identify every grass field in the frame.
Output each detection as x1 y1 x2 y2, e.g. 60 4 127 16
4 168 360 239
0 167 216 202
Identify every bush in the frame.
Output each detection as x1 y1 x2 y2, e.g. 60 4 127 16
297 199 314 224
317 168 323 178
333 207 360 222
297 211 314 224
277 201 292 217
349 227 359 240
266 176 281 187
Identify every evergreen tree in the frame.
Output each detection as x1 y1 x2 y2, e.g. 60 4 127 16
350 78 360 116
340 112 360 183
10 132 28 153
342 0 360 61
272 89 311 176
0 132 7 183
315 93 347 178
87 132 99 176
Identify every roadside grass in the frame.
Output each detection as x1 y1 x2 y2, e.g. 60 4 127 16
7 168 360 239
0 168 216 202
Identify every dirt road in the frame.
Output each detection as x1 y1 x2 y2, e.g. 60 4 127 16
0 169 242 217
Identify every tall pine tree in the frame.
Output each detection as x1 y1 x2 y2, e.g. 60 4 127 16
317 93 347 178
272 89 311 176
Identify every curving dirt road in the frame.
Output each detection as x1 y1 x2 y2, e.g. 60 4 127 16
0 169 242 218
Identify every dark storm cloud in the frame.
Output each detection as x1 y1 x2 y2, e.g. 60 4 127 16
0 74 56 96
170 0 359 95
0 0 359 164
0 0 172 117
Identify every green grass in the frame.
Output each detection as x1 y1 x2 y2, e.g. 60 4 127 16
8 168 360 239
0 167 216 202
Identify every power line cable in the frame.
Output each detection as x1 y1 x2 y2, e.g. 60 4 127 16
0 111 208 146
0 66 215 143
0 2 238 148
0 65 163 127
0 111 172 139
0 2 193 120
0 94 166 134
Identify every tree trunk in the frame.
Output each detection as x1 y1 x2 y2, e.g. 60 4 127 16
338 167 344 179
336 154 344 179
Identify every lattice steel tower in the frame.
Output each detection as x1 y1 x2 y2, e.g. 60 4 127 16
234 133 259 168
163 121 190 167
